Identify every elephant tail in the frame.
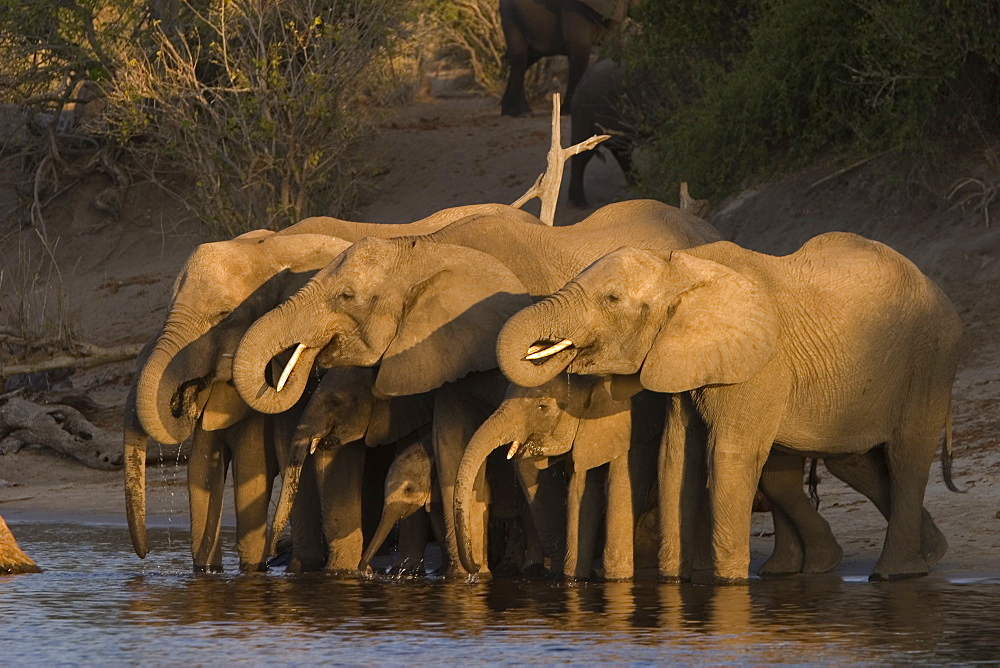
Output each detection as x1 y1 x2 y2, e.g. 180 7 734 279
941 404 965 493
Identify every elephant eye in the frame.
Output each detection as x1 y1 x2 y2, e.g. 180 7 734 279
214 309 233 323
605 291 622 304
338 288 355 302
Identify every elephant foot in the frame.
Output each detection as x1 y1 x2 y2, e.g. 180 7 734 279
713 574 751 585
192 563 224 574
658 573 690 584
520 562 548 578
238 561 268 574
325 567 363 579
802 542 843 574
500 97 532 118
920 513 948 566
870 555 929 582
757 546 803 577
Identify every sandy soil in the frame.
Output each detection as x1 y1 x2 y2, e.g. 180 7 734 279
0 90 997 576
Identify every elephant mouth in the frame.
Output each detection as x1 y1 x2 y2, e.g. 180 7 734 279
171 376 211 419
524 338 578 366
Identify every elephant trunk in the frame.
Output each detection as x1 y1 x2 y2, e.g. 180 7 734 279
232 305 322 415
123 382 149 559
497 298 577 388
454 413 518 574
268 433 314 556
135 342 200 446
359 501 410 571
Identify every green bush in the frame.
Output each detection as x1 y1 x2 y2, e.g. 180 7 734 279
626 0 1000 201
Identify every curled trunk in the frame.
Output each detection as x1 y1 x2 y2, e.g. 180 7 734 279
135 345 199 446
232 309 322 415
496 301 576 388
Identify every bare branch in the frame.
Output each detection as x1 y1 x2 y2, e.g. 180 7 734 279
513 94 609 224
0 344 144 379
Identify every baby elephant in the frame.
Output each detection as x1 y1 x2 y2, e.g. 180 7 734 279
360 438 447 575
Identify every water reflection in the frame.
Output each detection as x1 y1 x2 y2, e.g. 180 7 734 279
1 522 999 663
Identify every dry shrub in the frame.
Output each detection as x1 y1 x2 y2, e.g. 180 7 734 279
105 0 414 238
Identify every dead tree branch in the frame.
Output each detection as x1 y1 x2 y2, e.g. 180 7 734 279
0 344 143 379
512 94 609 225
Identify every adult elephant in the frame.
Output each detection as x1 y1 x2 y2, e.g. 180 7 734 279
232 239 535 575
499 0 631 117
568 58 632 208
127 203 535 572
272 365 434 574
455 373 663 580
497 232 962 582
128 231 352 572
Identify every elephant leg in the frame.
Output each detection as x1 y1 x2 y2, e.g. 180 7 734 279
870 434 938 580
565 464 604 580
427 480 451 574
603 454 635 580
228 414 275 572
659 393 708 581
394 511 430 575
499 4 534 117
758 452 842 575
516 458 567 575
823 450 947 566
560 9 597 111
188 424 227 573
519 498 546 574
312 441 365 574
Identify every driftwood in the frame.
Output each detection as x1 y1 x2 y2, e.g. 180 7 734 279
0 395 123 469
0 343 144 380
679 182 711 218
0 515 40 575
513 93 609 225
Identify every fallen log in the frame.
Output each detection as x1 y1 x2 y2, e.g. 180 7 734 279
0 343 144 379
0 396 123 469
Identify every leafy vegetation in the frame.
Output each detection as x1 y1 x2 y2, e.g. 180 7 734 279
624 0 1000 200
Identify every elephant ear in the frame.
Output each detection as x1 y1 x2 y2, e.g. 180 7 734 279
639 251 779 393
200 381 252 431
571 377 633 471
365 392 435 447
375 249 532 397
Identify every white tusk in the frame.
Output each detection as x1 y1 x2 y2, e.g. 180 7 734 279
507 441 520 459
310 437 321 455
525 344 546 355
524 339 573 360
276 343 307 392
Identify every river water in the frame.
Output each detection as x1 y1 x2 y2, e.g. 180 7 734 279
2 522 999 664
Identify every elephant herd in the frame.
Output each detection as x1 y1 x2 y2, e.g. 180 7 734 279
124 197 961 584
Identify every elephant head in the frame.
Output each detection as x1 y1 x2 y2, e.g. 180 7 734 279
496 245 779 393
267 365 433 555
232 237 534 414
359 440 434 571
127 232 350 558
454 373 632 574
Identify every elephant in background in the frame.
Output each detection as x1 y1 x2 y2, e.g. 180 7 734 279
233 239 535 575
456 373 663 580
498 232 961 582
0 515 40 575
499 0 632 117
272 365 434 574
568 58 633 208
